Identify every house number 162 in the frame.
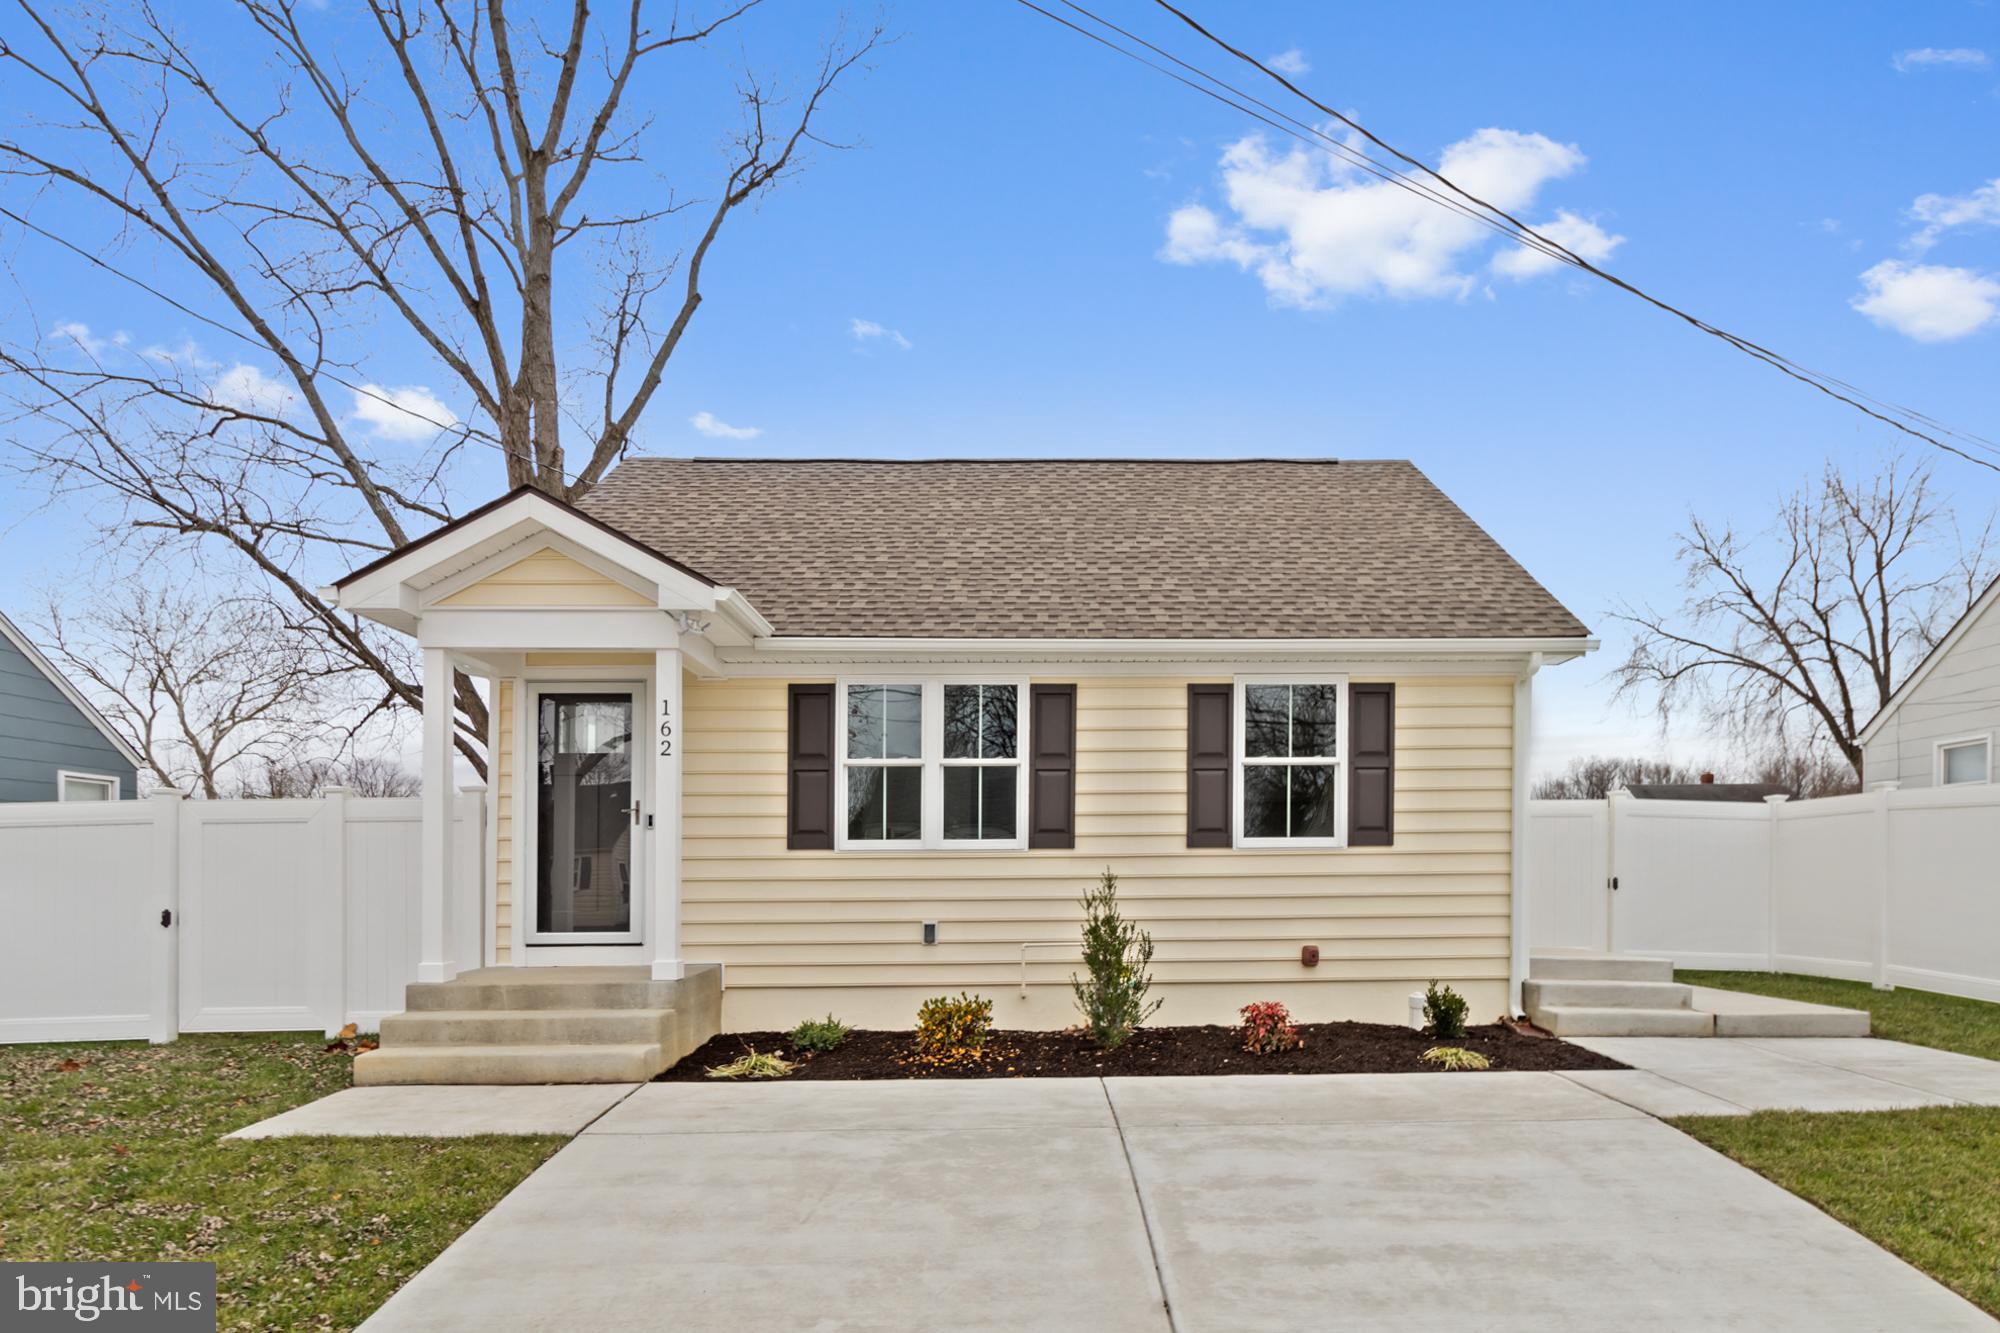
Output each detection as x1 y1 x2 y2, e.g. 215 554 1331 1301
658 700 674 757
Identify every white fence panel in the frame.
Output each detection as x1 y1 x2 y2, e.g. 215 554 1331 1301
1770 794 1875 982
1527 800 1607 952
0 788 484 1044
178 800 326 1033
1886 788 2000 1003
0 802 158 1043
1611 800 1772 969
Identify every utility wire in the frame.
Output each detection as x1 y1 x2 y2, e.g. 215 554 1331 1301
1015 0 2000 472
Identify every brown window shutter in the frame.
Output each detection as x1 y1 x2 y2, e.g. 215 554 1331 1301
1028 684 1077 849
787 683 835 850
1348 683 1395 846
1187 683 1233 848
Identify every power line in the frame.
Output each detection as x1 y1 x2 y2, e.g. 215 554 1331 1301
1014 0 2000 472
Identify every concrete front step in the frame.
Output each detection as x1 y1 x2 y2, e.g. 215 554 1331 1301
354 1042 666 1085
379 1008 675 1047
1523 979 1694 1011
405 980 672 1013
1531 1006 1716 1038
1528 953 1674 984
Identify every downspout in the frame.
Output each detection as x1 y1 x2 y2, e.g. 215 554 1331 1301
1508 653 1544 1017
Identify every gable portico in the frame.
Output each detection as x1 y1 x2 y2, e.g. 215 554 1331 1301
331 487 772 984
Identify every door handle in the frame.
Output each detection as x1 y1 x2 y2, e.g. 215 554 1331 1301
629 800 642 827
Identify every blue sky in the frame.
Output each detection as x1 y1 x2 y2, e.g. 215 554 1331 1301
3 0 1999 774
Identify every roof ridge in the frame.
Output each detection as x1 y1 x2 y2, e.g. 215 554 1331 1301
652 456 1416 466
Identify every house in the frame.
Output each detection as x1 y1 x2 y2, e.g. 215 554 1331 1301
1860 574 2000 790
0 610 141 803
1625 779 1791 802
330 458 1593 1079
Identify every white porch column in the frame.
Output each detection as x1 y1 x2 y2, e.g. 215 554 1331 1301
650 647 685 980
419 646 459 983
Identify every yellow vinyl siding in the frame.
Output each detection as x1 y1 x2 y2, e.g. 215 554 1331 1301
681 676 1515 1029
494 679 515 962
436 548 651 607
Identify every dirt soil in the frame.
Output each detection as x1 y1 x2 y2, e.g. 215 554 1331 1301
656 1021 1630 1082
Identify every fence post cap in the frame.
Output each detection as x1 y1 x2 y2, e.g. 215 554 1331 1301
1762 793 1791 804
146 786 186 801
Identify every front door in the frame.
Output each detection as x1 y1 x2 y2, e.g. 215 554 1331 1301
531 688 644 945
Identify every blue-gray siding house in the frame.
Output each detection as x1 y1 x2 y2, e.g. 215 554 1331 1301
0 610 142 802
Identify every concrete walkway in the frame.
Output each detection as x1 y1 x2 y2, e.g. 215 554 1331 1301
1563 1036 2000 1116
227 1084 639 1139
357 1073 1992 1332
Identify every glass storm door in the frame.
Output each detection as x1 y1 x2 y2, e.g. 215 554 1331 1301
533 690 642 943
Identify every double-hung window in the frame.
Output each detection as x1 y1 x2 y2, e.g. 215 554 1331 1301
1235 677 1346 847
838 679 1028 849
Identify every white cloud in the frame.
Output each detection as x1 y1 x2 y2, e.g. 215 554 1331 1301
688 410 761 440
1266 48 1309 76
352 383 458 441
53 321 110 355
1490 208 1624 279
849 318 912 350
1851 260 2000 341
1892 47 1989 72
205 363 297 415
1161 126 1603 305
1908 177 2000 252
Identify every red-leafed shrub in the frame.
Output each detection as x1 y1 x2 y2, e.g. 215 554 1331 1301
1238 1000 1301 1055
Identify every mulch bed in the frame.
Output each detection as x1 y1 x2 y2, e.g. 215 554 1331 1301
656 1021 1629 1081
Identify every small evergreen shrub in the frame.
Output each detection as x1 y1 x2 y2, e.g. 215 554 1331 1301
789 1014 852 1053
1238 1000 1301 1054
1070 868 1164 1049
915 993 994 1064
1423 981 1469 1041
704 1048 795 1079
1421 1045 1490 1071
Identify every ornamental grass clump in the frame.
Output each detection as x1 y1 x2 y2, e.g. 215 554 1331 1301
789 1014 852 1053
1239 1000 1301 1055
705 1048 795 1079
1423 980 1469 1041
1421 1045 1490 1071
914 992 994 1065
1070 868 1164 1049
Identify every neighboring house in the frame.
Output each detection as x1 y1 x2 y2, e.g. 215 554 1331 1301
1860 575 2000 790
0 610 142 803
1625 780 1791 802
332 458 1594 1029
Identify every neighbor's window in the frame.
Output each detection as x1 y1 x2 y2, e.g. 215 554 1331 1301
1237 679 1345 846
57 772 117 802
1939 737 1991 787
838 680 1027 848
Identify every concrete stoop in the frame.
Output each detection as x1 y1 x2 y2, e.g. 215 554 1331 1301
356 964 722 1086
1526 953 1869 1038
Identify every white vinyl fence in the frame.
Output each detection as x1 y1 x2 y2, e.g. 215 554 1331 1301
0 788 483 1044
1530 785 2000 1003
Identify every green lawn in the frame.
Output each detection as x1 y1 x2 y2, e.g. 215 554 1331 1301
1672 972 2000 1318
0 1034 561 1332
1678 969 2000 1062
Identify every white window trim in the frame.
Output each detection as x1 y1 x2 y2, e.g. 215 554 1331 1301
1935 733 1994 787
56 769 120 802
835 675 1031 851
1232 674 1349 850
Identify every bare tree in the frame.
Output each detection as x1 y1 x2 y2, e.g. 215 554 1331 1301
1745 743 1861 801
238 753 420 798
1611 455 1994 780
38 580 356 798
0 1 882 776
1532 755 1718 801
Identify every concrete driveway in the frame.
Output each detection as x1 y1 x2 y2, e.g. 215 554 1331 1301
359 1071 1991 1332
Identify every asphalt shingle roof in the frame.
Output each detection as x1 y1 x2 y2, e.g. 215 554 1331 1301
575 457 1589 640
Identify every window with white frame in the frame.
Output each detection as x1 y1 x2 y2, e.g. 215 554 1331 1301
1938 736 1991 786
57 771 118 802
1236 678 1346 846
838 680 1026 848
